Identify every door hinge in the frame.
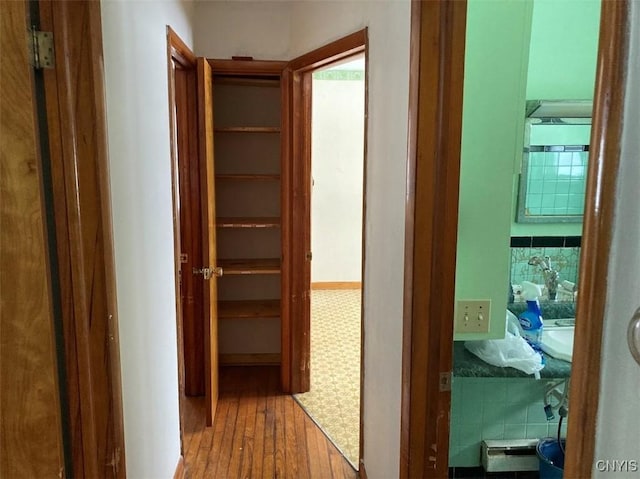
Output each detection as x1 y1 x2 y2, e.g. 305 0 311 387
439 371 452 392
31 28 55 69
306 251 312 261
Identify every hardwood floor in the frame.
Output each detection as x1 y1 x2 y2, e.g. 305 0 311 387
182 366 358 478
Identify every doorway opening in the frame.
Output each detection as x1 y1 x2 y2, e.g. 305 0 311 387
447 1 601 476
401 1 628 478
293 53 366 469
167 28 368 474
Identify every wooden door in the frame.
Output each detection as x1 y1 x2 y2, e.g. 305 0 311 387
197 57 220 426
0 1 65 476
38 1 126 476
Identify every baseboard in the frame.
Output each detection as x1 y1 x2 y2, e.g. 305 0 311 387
358 461 368 479
219 353 281 366
173 456 186 479
311 281 362 290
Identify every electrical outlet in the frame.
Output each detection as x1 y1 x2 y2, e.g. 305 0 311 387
455 300 491 333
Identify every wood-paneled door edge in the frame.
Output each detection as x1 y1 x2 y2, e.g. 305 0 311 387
284 27 368 472
39 0 126 477
399 1 466 477
401 0 631 478
196 56 220 427
565 2 630 477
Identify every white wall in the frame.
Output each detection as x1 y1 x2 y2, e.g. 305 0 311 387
194 3 411 477
290 4 411 477
311 75 364 283
594 2 640 476
194 1 291 59
101 2 194 477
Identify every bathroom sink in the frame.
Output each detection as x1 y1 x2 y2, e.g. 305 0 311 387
541 325 574 362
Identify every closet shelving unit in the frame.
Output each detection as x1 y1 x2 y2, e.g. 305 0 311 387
212 63 284 360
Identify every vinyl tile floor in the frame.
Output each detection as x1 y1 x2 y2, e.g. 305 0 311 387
294 289 362 468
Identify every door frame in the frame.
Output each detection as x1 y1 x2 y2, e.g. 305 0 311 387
565 2 629 475
284 28 368 471
400 0 630 477
400 1 466 476
166 26 198 468
284 28 368 392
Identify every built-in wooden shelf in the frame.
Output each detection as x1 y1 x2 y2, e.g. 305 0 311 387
217 217 280 228
216 174 281 181
219 258 281 275
214 126 280 133
218 299 281 319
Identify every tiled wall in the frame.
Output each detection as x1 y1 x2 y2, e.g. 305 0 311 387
524 150 587 217
522 121 591 219
509 237 581 299
510 246 581 287
449 377 568 467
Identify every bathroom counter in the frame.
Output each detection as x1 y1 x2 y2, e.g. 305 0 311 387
453 341 571 379
507 301 576 320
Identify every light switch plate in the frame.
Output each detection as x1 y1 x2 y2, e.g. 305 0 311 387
455 300 491 333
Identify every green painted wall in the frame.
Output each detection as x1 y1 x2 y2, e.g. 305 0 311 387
455 0 601 341
455 0 533 341
526 0 601 100
511 0 600 237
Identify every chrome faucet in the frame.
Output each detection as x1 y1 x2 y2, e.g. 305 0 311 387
528 255 560 300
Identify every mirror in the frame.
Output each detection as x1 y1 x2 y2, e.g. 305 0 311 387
516 110 591 223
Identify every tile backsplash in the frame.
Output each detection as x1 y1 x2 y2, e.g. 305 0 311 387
511 246 580 286
509 236 581 301
449 377 568 467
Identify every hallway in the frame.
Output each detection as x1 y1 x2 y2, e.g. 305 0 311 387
182 367 357 478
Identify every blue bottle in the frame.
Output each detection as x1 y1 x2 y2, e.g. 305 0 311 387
518 281 544 357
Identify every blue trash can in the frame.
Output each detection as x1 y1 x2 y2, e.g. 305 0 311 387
537 438 566 479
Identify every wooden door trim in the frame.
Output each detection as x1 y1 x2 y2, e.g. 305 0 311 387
166 25 198 462
284 29 368 394
280 68 293 392
287 29 367 72
286 68 313 394
39 0 126 477
359 41 370 474
400 1 466 477
565 1 629 476
168 27 196 67
285 27 368 470
208 59 287 76
402 0 630 477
